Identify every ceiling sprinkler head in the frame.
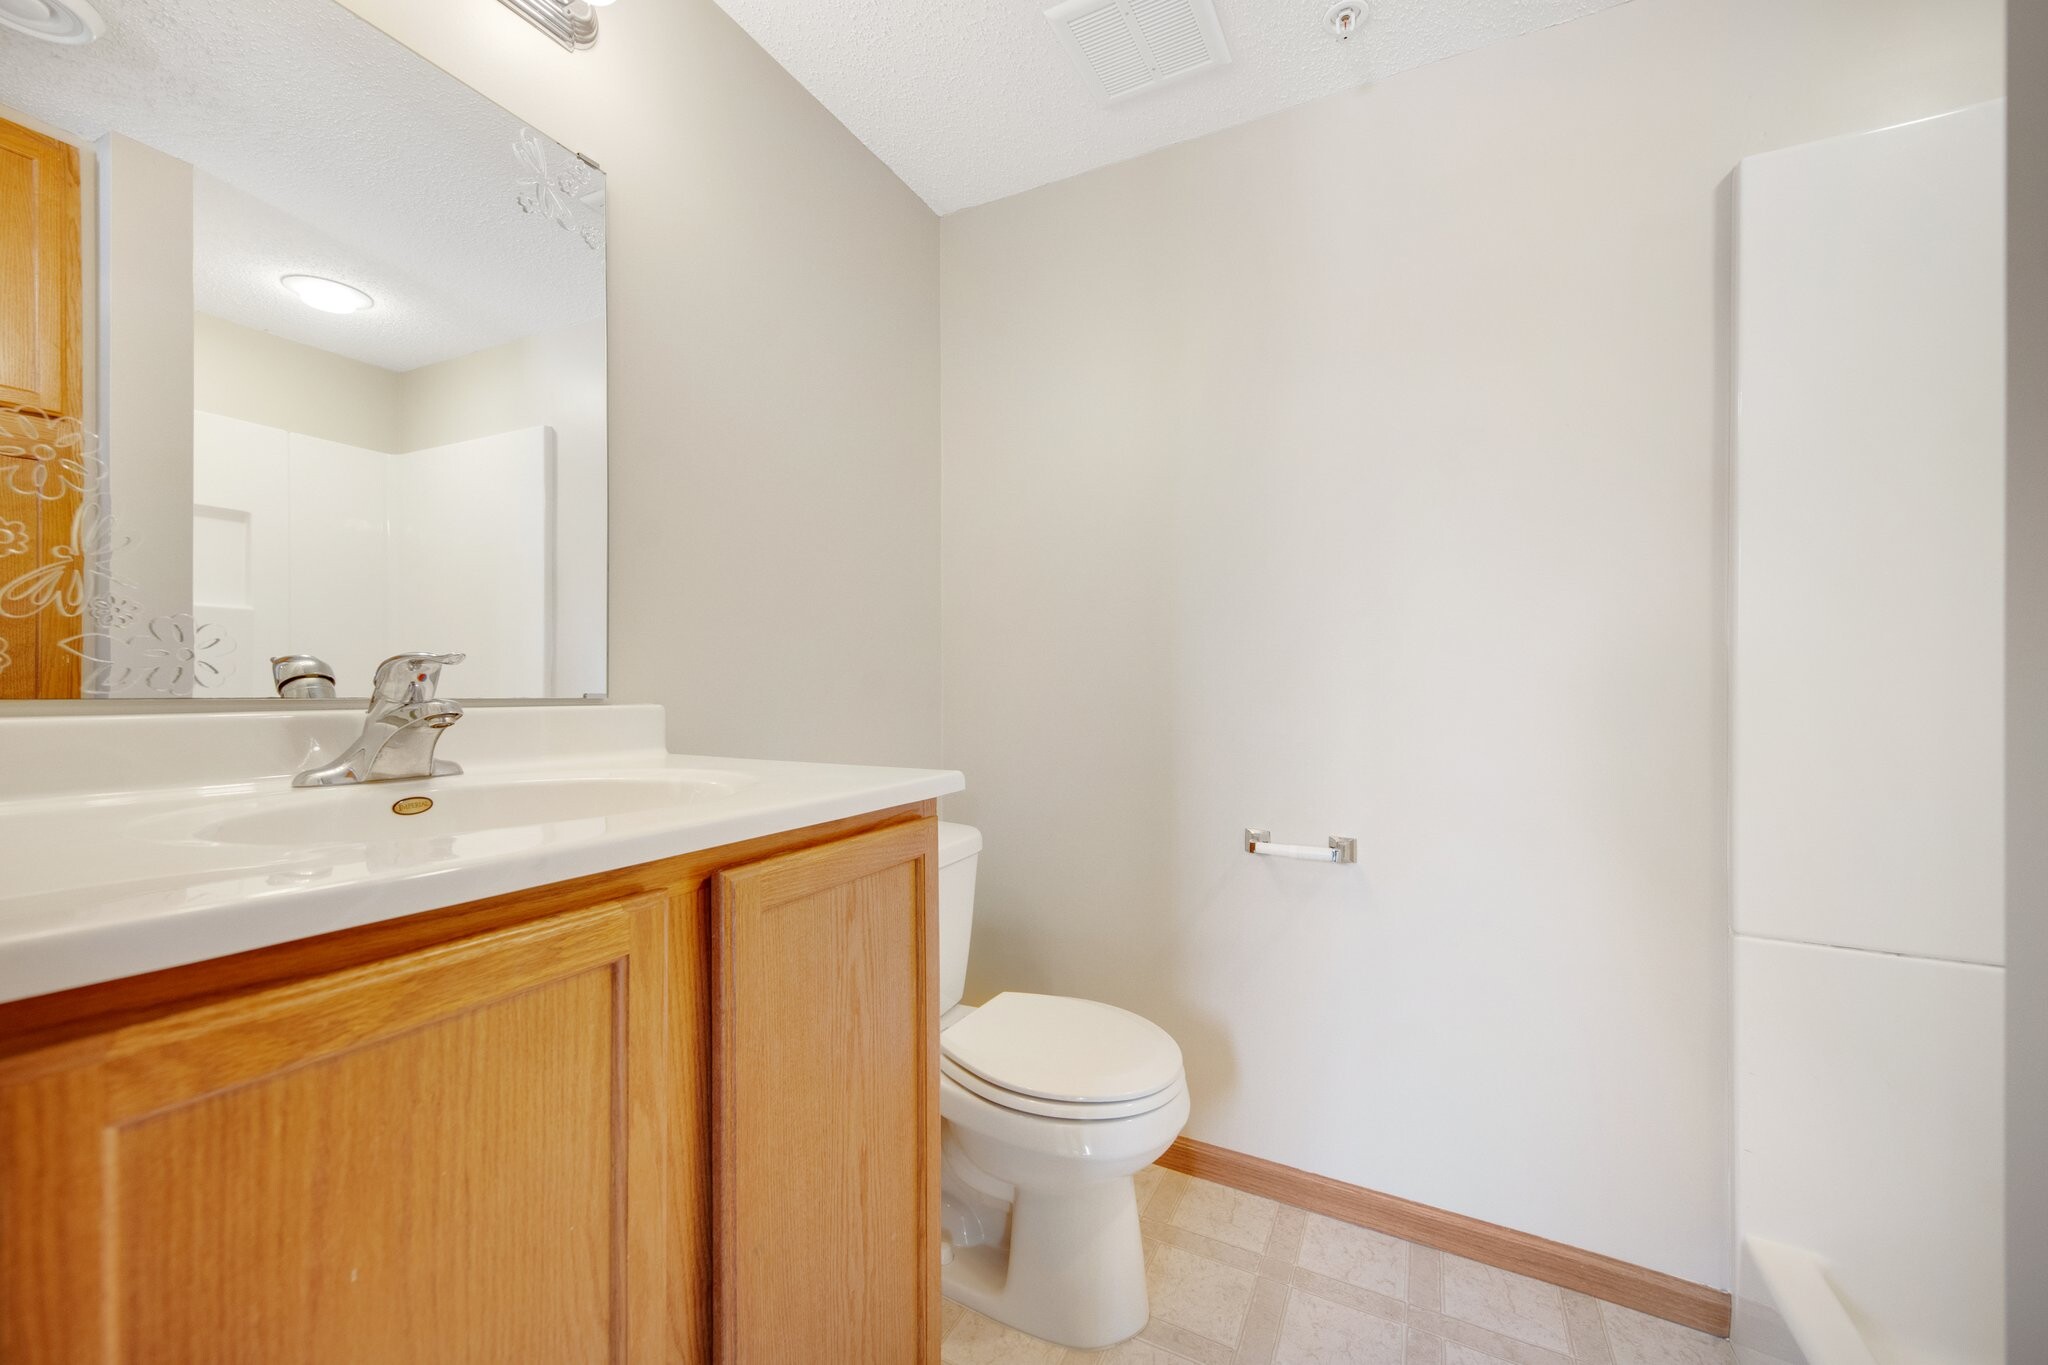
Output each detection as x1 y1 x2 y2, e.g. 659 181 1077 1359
1325 2 1365 40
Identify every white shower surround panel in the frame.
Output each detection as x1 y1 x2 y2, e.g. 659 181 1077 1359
1733 104 2006 970
1731 103 2008 1365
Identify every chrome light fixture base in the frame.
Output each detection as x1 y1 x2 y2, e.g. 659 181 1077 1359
0 0 106 44
494 0 598 51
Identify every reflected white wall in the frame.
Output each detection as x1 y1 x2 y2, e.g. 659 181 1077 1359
97 133 192 696
193 313 403 455
388 430 553 698
399 318 604 697
191 414 290 690
284 433 388 692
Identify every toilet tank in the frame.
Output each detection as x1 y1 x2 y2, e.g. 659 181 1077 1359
935 822 982 1015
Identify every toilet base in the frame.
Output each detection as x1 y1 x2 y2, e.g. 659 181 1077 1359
941 1174 1150 1350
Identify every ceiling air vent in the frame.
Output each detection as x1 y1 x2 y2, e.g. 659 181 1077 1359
1045 0 1231 105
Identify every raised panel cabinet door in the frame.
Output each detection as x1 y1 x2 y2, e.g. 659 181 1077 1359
711 819 940 1365
0 116 80 416
0 896 670 1365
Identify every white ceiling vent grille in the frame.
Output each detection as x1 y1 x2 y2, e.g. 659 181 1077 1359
1045 0 1231 105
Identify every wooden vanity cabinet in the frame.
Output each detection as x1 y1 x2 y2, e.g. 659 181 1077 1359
1 898 672 1365
0 804 940 1365
712 819 941 1365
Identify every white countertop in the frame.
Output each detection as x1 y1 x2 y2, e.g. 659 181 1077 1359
0 705 962 1005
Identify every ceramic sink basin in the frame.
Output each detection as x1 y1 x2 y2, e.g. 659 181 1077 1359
183 770 756 848
0 703 965 1006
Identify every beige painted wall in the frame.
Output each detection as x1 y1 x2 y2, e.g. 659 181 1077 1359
939 0 2003 1287
337 0 941 764
193 313 403 453
2008 1 2046 1356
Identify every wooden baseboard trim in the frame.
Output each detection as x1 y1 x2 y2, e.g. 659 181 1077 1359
1157 1137 1731 1338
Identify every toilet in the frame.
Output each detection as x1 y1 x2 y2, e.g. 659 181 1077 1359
934 822 1190 1350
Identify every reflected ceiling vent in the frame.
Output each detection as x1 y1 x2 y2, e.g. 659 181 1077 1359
0 0 106 45
1045 0 1230 105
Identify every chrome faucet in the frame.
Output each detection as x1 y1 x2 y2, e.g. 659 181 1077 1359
271 653 338 700
292 652 466 787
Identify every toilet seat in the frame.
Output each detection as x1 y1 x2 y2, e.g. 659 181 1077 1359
940 992 1184 1121
940 1056 1185 1120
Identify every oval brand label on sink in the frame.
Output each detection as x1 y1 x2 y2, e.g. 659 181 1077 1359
391 796 434 817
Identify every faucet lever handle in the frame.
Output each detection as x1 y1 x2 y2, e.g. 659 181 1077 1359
371 652 466 704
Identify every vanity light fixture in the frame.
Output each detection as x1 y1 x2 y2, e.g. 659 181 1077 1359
280 274 374 315
494 0 600 51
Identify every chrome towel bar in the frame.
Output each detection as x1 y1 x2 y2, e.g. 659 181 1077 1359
1245 829 1357 864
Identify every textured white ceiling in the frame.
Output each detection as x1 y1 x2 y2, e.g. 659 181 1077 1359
0 0 604 371
710 0 1634 214
190 172 549 373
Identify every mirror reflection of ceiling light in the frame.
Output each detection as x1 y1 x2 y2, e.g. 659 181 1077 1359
280 274 375 315
0 0 107 44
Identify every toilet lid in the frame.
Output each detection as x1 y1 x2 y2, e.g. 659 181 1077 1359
939 992 1183 1104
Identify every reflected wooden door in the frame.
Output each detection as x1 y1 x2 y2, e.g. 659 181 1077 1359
0 114 83 698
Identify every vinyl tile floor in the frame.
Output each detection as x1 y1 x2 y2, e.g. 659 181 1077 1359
940 1166 1736 1365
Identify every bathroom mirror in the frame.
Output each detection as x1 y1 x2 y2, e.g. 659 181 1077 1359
0 0 606 701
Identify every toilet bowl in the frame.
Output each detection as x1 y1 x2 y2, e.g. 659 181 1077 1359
933 823 1190 1349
